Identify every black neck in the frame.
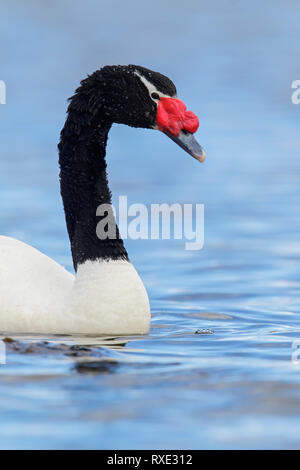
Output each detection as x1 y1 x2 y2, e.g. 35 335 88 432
58 90 129 271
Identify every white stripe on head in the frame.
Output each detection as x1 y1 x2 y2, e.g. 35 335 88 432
134 70 176 103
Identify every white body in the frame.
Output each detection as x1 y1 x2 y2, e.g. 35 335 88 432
0 236 150 335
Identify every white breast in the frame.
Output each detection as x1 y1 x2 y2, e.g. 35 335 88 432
70 260 150 334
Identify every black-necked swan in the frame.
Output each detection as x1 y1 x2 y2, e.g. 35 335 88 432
0 65 205 335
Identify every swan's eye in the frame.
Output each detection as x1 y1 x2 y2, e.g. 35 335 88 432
151 92 160 100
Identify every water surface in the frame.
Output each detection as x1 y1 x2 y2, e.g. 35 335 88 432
0 0 300 449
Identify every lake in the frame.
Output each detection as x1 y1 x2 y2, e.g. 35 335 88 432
0 0 299 449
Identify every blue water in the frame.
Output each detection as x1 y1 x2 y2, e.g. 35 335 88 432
0 0 300 449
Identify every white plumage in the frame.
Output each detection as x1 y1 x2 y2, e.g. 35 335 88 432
0 236 150 334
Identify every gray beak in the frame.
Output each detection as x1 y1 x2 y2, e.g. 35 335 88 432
163 130 206 163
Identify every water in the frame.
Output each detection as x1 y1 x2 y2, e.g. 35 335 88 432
0 0 300 449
